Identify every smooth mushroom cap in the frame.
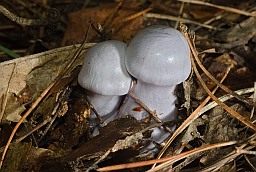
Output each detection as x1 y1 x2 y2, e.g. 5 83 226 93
78 40 132 95
125 25 191 86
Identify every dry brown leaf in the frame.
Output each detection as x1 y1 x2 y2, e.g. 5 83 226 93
0 43 94 123
62 2 143 45
3 93 26 123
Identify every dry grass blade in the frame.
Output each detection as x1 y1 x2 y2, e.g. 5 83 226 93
178 0 256 17
148 142 241 172
84 95 104 124
250 82 256 119
244 155 256 171
102 1 123 30
145 13 217 30
181 24 256 132
96 141 236 171
0 24 92 170
199 143 255 172
112 7 152 33
0 5 46 26
200 87 254 115
117 7 152 24
182 26 255 107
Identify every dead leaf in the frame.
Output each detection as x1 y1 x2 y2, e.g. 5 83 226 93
0 43 94 123
3 93 26 123
62 2 143 45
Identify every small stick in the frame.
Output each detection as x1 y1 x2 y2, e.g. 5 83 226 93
116 6 153 24
102 1 123 30
244 155 256 171
145 13 217 30
174 2 185 29
96 141 236 171
0 5 60 26
84 95 105 124
112 6 153 33
250 82 256 119
194 12 224 31
117 80 136 117
178 0 256 17
15 116 52 143
37 103 61 143
200 87 254 115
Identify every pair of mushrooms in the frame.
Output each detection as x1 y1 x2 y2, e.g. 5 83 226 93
78 25 191 151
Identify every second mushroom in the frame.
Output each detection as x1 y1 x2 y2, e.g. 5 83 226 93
78 40 132 128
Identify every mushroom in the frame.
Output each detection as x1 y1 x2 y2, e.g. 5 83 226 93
121 25 191 152
78 40 132 126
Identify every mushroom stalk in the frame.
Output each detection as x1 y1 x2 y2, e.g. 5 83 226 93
87 92 124 125
120 80 177 142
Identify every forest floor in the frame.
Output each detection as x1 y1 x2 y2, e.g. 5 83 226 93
0 0 256 171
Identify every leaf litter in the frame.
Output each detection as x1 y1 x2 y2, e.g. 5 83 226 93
0 0 256 171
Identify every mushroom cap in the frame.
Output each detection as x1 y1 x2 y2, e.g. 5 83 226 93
78 40 132 95
125 25 191 86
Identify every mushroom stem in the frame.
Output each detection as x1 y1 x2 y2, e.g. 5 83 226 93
86 91 124 125
120 80 177 144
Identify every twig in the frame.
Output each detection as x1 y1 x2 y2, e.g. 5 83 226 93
194 12 224 31
149 143 240 172
96 141 236 171
237 148 256 156
102 1 123 30
84 95 105 124
15 116 52 143
0 23 92 169
200 87 254 115
112 6 153 33
37 103 61 143
0 5 60 26
145 13 217 30
38 86 71 142
175 2 185 29
117 80 136 117
87 149 112 172
244 155 256 171
190 144 247 172
250 82 256 119
178 0 256 17
0 63 17 122
116 6 152 24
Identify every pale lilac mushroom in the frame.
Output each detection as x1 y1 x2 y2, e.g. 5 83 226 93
78 40 132 125
121 25 191 152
